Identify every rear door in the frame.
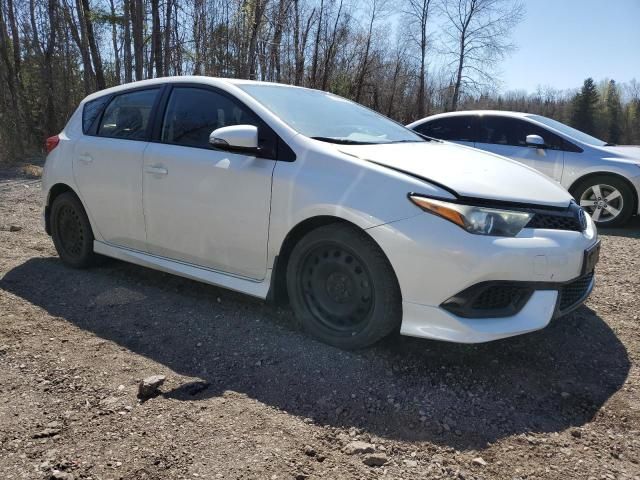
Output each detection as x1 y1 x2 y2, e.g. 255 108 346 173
475 115 565 181
141 85 277 280
73 87 161 251
413 115 478 147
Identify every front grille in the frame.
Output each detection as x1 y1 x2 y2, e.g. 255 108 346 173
471 285 532 311
558 272 594 311
526 212 583 232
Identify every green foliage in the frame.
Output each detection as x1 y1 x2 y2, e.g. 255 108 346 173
571 78 599 136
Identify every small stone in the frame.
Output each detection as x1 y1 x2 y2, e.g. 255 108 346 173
472 457 488 466
343 441 375 455
571 429 582 438
403 459 418 467
9 225 22 232
561 391 571 399
138 375 166 398
303 445 316 457
50 472 75 480
33 426 62 439
363 453 388 467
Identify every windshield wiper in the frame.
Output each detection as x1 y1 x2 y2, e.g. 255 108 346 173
604 142 617 146
310 136 375 145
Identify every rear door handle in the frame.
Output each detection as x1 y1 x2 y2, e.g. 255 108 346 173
77 153 93 164
144 166 168 176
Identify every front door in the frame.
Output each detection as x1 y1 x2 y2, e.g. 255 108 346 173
142 86 276 280
72 88 161 251
475 115 564 182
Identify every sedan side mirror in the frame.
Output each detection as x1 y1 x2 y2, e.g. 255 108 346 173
209 125 259 153
526 134 546 149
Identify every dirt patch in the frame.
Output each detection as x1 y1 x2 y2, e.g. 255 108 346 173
1 172 639 479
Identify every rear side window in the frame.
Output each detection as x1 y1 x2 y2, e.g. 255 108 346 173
82 96 111 134
415 116 476 142
478 116 564 150
161 87 260 148
97 88 160 140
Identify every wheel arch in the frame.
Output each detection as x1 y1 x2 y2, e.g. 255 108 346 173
267 215 399 306
44 183 80 235
568 171 638 215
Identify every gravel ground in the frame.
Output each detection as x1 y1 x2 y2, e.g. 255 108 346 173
0 167 639 480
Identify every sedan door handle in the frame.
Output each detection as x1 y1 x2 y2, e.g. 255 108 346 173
77 153 93 164
144 166 168 175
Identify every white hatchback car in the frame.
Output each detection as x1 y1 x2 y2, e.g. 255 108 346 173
408 111 640 227
42 77 599 349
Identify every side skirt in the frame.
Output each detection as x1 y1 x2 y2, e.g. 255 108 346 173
93 241 271 299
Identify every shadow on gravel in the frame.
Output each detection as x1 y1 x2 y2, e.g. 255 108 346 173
1 257 630 450
599 215 640 238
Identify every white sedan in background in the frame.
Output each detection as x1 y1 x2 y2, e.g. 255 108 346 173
408 111 640 227
42 77 599 349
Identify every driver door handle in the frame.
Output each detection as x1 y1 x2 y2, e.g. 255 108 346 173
77 153 93 164
144 166 168 176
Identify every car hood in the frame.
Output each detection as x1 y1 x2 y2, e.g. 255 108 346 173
337 141 573 208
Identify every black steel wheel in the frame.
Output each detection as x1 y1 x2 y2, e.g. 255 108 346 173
287 223 401 349
51 192 100 268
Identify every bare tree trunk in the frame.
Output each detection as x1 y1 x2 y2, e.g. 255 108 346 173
355 3 377 102
150 0 162 76
64 2 95 94
123 0 133 82
247 0 269 79
79 0 105 90
270 0 289 82
131 0 144 81
0 0 23 153
44 0 57 133
320 0 343 90
309 0 323 87
109 0 121 84
163 0 172 76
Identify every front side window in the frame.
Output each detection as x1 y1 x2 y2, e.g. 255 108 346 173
478 116 564 150
97 88 159 140
237 84 424 145
161 87 260 148
415 116 476 142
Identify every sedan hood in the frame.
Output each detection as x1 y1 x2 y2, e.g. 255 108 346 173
338 141 572 208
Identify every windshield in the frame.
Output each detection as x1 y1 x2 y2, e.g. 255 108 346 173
238 84 425 145
526 114 608 146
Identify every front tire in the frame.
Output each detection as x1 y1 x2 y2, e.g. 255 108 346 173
51 192 100 268
286 224 401 349
571 175 634 227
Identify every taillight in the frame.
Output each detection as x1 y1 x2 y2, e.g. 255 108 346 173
45 135 60 154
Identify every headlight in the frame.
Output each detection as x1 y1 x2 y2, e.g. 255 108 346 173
409 195 534 237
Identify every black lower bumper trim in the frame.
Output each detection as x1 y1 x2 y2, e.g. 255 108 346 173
442 272 595 319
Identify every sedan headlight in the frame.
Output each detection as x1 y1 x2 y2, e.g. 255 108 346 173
409 195 534 237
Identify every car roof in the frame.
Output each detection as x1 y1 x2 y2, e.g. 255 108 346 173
408 110 533 127
81 76 307 104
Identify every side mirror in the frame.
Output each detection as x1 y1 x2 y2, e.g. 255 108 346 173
209 125 259 153
526 134 546 149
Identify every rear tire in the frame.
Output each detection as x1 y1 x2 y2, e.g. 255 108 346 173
51 192 100 268
286 223 401 349
571 175 634 228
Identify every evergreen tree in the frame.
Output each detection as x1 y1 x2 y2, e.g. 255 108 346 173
571 78 599 135
606 79 622 144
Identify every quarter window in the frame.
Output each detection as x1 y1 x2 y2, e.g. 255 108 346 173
477 116 564 150
414 116 476 142
97 88 159 140
161 87 260 148
82 95 111 134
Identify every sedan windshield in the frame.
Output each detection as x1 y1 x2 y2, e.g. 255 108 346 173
527 114 608 146
238 84 425 145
